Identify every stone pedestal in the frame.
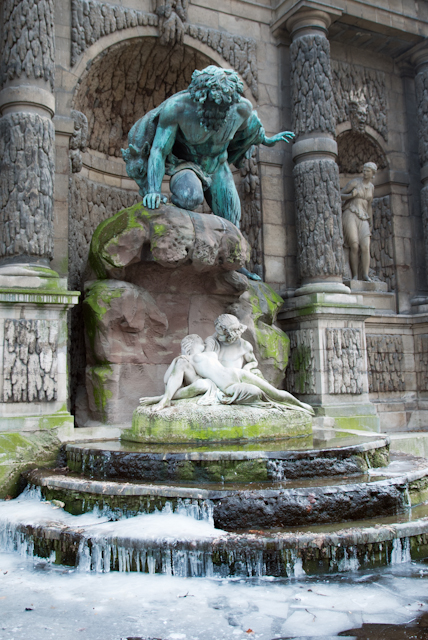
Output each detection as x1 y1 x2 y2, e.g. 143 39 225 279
0 265 79 433
343 280 396 314
279 291 380 432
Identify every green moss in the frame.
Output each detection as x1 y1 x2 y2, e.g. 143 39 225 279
0 430 62 498
83 281 122 358
409 477 428 505
89 201 151 278
90 365 114 420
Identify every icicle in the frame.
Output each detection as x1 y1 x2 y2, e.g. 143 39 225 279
391 537 411 565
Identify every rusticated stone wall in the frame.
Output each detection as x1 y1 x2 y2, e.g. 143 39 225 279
370 196 395 290
415 67 428 168
331 61 387 140
0 0 55 89
366 335 404 393
326 328 364 394
290 35 335 136
238 148 263 277
284 329 316 395
3 319 58 402
415 334 428 392
0 113 55 260
293 159 343 279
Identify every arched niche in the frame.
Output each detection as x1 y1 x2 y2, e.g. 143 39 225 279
337 128 388 177
73 37 215 157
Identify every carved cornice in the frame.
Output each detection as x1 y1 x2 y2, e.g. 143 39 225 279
70 0 258 99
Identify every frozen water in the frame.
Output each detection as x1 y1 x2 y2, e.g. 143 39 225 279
1 551 428 639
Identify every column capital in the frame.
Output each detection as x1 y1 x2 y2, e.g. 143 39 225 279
272 0 342 39
396 40 428 74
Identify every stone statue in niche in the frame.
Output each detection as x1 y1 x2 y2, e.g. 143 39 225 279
140 315 313 415
121 65 293 229
341 162 377 282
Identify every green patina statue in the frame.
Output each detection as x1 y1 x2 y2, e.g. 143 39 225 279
121 65 294 230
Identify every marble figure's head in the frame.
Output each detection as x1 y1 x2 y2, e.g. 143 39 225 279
214 314 246 344
181 334 205 356
189 66 244 131
363 162 377 179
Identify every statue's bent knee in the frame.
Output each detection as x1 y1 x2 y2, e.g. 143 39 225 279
170 170 204 211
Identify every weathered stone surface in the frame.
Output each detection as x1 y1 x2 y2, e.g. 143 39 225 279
415 334 428 392
238 148 263 278
421 185 428 278
285 329 316 395
0 0 55 90
89 202 249 279
227 281 289 387
415 65 428 167
69 110 88 174
326 328 363 395
337 131 387 175
126 399 312 443
83 280 168 365
331 60 387 140
3 319 58 402
70 0 258 99
293 159 344 279
366 334 404 393
290 34 335 136
0 113 55 260
370 196 395 290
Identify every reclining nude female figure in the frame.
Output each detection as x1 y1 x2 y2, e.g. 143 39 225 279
140 334 314 415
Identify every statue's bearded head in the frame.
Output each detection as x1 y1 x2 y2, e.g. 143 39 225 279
214 314 246 344
188 66 244 132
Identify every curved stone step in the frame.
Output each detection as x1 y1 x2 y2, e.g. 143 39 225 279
26 455 428 530
2 489 428 577
64 435 391 483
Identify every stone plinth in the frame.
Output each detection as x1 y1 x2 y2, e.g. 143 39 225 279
124 400 312 444
279 291 380 432
0 265 79 433
344 280 396 313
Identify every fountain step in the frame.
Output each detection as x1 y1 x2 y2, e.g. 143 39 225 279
26 453 428 529
64 435 391 483
2 488 428 578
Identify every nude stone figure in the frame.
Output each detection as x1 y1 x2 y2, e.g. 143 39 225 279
341 162 377 282
204 314 261 375
140 334 314 415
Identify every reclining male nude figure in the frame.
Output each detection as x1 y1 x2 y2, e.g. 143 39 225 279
139 334 314 415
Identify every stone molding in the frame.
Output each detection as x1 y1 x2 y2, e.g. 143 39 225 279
70 0 258 99
0 86 55 118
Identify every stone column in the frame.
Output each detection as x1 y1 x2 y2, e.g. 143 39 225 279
0 0 56 267
413 47 428 290
0 1 78 452
287 8 347 296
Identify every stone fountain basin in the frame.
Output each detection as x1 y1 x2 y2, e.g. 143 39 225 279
64 435 390 483
3 488 428 577
26 454 428 530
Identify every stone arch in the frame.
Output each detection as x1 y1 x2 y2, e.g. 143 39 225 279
72 37 217 157
336 125 388 175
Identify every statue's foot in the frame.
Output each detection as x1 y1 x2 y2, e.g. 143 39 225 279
150 398 171 412
362 275 372 282
237 267 262 281
139 396 162 406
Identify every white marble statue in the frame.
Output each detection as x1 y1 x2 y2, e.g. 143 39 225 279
341 162 377 282
140 327 314 415
204 314 261 375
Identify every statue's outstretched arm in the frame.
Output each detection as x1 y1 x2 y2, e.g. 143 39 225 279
144 113 178 209
262 131 295 146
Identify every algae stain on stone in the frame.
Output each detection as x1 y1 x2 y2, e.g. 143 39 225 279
91 365 114 421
